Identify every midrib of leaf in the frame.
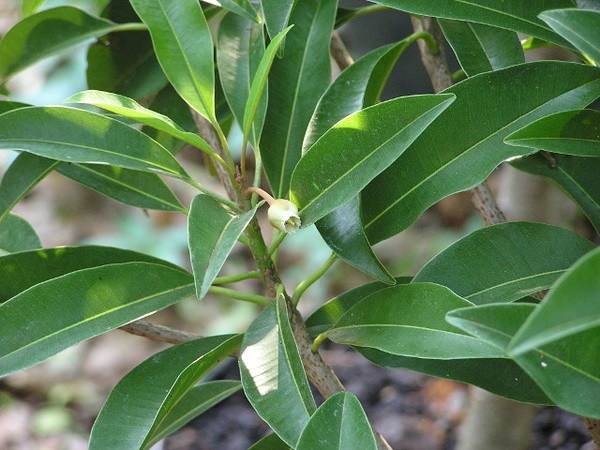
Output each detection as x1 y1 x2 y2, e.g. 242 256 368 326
468 23 495 68
279 1 323 198
541 15 589 50
0 282 193 363
364 77 600 230
333 323 480 338
556 164 600 209
337 398 346 448
452 0 554 32
518 314 600 353
534 348 600 382
464 269 565 300
108 48 156 90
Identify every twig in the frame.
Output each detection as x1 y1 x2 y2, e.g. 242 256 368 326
119 319 201 344
584 418 600 449
331 31 354 70
471 183 507 225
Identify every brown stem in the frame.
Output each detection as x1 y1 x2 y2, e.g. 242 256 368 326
471 183 507 225
331 31 354 70
119 319 201 344
585 418 600 449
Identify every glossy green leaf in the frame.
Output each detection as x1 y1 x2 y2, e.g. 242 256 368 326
363 62 600 243
248 434 292 450
0 262 194 377
414 222 595 305
0 153 58 223
0 106 189 179
0 245 186 303
130 0 215 122
0 6 135 80
296 392 377 450
57 163 185 212
242 26 293 147
240 295 316 446
448 303 600 418
306 277 412 336
291 94 455 226
306 41 412 283
145 380 241 448
188 195 258 300
0 214 42 253
261 0 296 41
260 0 337 198
439 20 524 76
359 348 551 404
89 335 241 450
21 0 46 17
219 0 261 23
510 247 600 355
217 12 266 148
511 152 600 233
540 9 600 65
327 283 504 359
0 101 30 114
65 90 215 157
369 0 575 49
506 109 600 157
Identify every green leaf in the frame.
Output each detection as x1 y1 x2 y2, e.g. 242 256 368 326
369 0 575 49
439 20 524 76
363 62 600 243
261 0 296 41
248 434 292 450
327 283 504 359
506 109 600 157
219 0 261 24
57 163 185 212
260 0 337 198
240 295 316 446
217 12 266 148
0 262 194 377
296 392 377 450
291 94 455 226
65 90 216 157
511 153 600 233
0 153 58 223
0 6 134 80
510 247 600 355
0 245 186 303
242 26 293 147
145 380 241 448
89 335 241 450
188 195 258 300
0 106 189 179
130 0 215 122
0 214 42 253
306 277 412 336
447 303 600 418
0 101 30 114
540 9 600 65
414 222 595 305
359 348 551 404
21 0 46 17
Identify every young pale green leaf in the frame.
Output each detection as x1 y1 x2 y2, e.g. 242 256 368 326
0 245 186 303
359 347 551 404
261 0 295 41
540 9 600 65
144 380 241 448
306 277 412 336
439 20 524 76
306 41 412 283
188 195 258 300
0 262 194 377
217 12 266 148
219 0 261 23
414 222 595 305
369 0 575 49
363 62 600 243
260 0 337 198
240 295 316 447
0 106 189 179
509 247 600 355
0 153 58 223
291 94 455 226
327 283 504 359
448 303 600 418
21 0 46 17
242 26 293 147
0 6 136 80
506 110 600 157
248 434 292 450
130 0 215 122
89 335 241 450
57 163 185 212
0 214 42 253
65 90 216 157
511 153 600 233
296 392 376 450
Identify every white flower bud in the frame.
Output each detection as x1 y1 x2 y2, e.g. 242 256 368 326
267 199 301 233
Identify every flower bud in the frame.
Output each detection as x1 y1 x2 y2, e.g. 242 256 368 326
267 199 301 233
